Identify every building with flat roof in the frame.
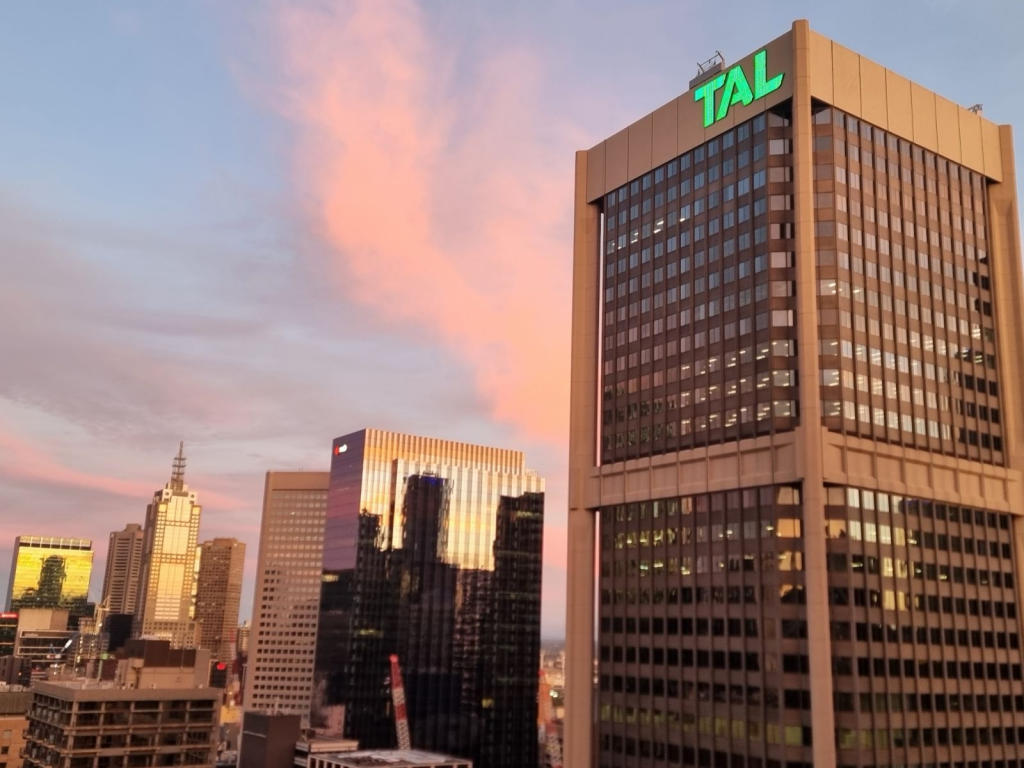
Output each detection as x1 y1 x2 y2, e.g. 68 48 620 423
308 751 470 768
239 711 301 768
22 639 219 768
101 523 144 616
196 538 246 662
294 733 359 767
245 471 330 718
314 430 544 768
567 18 1024 768
0 685 30 768
5 536 92 621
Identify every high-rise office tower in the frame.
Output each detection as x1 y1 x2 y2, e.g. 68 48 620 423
314 429 544 768
134 443 202 647
244 471 329 718
101 523 144 615
567 20 1024 767
196 537 246 661
5 536 93 618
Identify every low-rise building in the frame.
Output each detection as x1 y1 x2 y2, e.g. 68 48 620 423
21 639 219 768
308 752 470 768
0 686 30 768
294 732 358 767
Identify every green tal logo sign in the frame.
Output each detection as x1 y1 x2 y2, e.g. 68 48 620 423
694 50 784 128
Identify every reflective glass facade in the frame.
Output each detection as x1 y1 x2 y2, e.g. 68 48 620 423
600 110 799 465
5 536 93 617
813 107 1004 463
134 451 202 647
314 429 544 768
826 488 1024 765
598 484 812 765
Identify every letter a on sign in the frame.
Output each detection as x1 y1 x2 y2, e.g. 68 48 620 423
694 49 784 128
716 66 753 122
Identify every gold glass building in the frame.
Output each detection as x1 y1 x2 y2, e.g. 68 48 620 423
567 20 1024 767
134 444 202 647
5 536 92 616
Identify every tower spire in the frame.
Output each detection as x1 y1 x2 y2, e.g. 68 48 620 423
171 441 186 490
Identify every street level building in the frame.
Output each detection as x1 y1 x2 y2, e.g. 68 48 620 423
196 538 246 662
245 472 330 718
567 19 1024 768
314 430 544 768
101 523 144 616
135 443 202 647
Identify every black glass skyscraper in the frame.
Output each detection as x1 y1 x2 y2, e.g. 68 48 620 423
313 429 544 768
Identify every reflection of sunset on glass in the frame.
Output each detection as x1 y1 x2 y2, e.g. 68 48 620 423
0 0 1020 652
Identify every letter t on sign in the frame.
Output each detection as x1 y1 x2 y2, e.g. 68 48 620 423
694 74 726 129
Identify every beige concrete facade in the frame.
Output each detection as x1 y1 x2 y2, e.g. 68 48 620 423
196 537 245 662
567 19 1024 768
244 471 329 719
23 681 219 768
101 523 144 616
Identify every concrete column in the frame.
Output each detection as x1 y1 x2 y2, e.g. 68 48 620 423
789 18 838 765
565 150 600 768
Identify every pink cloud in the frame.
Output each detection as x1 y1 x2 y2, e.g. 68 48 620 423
0 429 245 511
270 0 575 445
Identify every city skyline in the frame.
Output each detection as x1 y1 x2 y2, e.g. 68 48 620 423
2 2 1024 640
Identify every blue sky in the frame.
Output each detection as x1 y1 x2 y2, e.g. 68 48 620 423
1 1 1021 638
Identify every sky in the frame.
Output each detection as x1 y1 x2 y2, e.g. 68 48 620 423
1 1 1022 639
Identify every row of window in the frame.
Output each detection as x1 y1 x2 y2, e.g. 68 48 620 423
832 620 1019 648
604 117 767 208
827 554 1014 589
828 589 1016 621
833 655 1022 682
838 691 1024 715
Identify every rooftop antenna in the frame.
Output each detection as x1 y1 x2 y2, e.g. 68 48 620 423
968 104 983 115
171 442 186 490
690 51 725 91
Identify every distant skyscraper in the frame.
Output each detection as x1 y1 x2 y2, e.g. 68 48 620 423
314 429 544 768
101 523 144 615
134 443 202 647
566 19 1024 768
244 471 329 718
195 537 245 661
237 619 251 655
5 536 92 617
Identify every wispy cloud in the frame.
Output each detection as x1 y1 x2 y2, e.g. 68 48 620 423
265 0 576 445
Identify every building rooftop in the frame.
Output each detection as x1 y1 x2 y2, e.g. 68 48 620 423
32 680 219 701
318 750 469 767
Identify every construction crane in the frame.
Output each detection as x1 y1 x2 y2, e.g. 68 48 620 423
539 670 563 768
389 654 412 750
